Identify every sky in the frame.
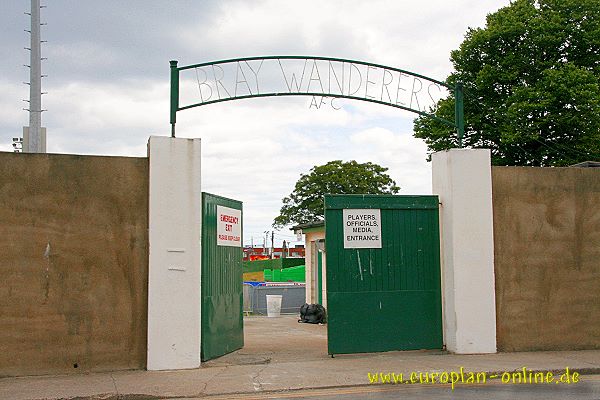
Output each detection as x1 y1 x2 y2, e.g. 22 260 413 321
0 0 511 248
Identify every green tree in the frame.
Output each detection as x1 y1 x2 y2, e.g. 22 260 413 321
273 160 400 228
414 0 600 166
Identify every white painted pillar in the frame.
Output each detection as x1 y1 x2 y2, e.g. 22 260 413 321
432 149 496 354
147 136 202 370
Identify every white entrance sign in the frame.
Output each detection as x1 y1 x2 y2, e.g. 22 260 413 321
343 209 382 249
217 205 242 247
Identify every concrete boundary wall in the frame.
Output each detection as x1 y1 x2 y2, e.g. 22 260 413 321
0 152 148 377
492 166 600 351
147 137 202 370
432 149 497 354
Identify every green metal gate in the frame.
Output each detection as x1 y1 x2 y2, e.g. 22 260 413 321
201 193 243 361
325 195 442 355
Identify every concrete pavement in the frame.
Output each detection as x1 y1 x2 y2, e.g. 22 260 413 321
2 316 600 400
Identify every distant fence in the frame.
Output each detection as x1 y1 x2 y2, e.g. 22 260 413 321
243 284 306 315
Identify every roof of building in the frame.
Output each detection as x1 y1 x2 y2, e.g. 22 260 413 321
290 220 325 232
569 161 600 168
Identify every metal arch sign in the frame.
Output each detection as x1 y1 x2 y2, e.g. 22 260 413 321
169 56 464 146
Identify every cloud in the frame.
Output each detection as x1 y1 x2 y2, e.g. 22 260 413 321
0 0 511 244
350 127 432 194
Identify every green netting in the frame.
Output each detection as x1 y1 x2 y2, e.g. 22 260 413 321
263 265 305 282
243 258 305 272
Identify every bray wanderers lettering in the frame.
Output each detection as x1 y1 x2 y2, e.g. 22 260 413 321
190 59 443 110
169 56 465 145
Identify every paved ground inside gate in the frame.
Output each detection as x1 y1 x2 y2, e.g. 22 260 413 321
2 315 600 400
203 315 328 367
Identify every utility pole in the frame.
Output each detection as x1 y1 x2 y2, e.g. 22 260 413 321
23 0 47 153
263 231 268 256
270 231 275 259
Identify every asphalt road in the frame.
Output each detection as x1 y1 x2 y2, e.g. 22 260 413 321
196 374 600 400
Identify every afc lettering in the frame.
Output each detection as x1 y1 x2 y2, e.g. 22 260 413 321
309 96 341 110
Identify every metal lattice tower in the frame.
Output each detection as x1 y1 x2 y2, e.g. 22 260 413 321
23 0 47 153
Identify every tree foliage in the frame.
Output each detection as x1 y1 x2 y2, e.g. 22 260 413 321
273 160 400 228
414 0 600 166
